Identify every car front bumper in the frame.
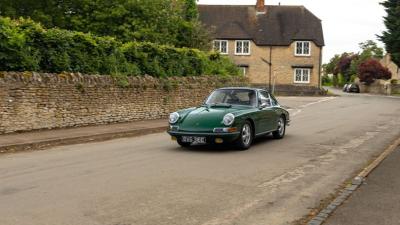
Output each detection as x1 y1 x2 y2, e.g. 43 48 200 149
167 130 241 144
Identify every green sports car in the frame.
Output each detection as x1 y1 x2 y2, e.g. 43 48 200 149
167 87 290 150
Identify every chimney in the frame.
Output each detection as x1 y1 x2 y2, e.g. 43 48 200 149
256 0 266 14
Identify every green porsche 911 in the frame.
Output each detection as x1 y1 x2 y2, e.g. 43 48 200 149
167 87 290 150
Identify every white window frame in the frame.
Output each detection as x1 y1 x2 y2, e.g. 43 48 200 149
235 40 251 55
293 68 311 84
213 40 229 55
294 41 311 56
238 66 248 76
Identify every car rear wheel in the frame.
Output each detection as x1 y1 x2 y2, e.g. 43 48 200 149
236 121 253 150
272 116 286 139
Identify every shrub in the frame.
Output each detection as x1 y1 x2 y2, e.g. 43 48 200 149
337 73 347 87
358 59 392 85
321 75 333 86
0 17 239 77
0 17 40 71
332 75 338 87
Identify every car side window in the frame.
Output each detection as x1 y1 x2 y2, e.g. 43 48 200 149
258 91 271 107
269 94 279 106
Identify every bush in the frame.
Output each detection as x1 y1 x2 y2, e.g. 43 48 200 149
322 75 333 86
0 17 239 77
358 59 392 85
337 73 347 87
332 75 338 87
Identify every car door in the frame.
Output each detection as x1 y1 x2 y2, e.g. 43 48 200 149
269 93 281 130
256 91 276 134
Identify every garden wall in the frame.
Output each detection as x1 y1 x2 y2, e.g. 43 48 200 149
0 72 247 134
356 79 400 95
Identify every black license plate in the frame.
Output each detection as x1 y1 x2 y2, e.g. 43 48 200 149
181 136 207 144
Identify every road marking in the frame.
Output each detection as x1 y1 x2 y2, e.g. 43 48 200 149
290 97 336 117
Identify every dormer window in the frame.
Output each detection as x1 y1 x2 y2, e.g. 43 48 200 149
214 40 228 54
295 41 311 56
235 40 251 55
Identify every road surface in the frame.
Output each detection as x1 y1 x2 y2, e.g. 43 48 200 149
1 91 400 225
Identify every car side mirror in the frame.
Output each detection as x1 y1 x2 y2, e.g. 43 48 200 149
260 102 268 109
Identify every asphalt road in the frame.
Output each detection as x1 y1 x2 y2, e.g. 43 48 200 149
1 90 400 225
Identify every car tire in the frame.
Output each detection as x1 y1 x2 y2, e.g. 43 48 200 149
177 139 191 148
272 116 286 139
236 121 253 150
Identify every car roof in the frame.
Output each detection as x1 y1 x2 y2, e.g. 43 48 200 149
217 87 269 92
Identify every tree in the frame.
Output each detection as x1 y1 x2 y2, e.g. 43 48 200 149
183 0 198 21
323 54 340 76
348 40 384 80
358 59 392 85
337 53 357 82
0 0 211 50
359 40 384 59
379 0 400 67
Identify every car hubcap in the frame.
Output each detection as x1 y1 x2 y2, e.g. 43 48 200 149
278 118 285 136
242 124 251 145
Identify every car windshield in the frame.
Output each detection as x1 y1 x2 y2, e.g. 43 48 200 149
205 89 257 107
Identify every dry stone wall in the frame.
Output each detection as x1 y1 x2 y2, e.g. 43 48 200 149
0 72 247 134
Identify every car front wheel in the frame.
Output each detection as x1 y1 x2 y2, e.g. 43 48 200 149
272 116 286 139
236 121 253 150
177 139 191 148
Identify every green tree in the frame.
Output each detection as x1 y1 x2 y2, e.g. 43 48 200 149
379 0 400 67
348 40 384 78
0 0 211 50
324 54 340 76
359 40 384 59
183 0 199 21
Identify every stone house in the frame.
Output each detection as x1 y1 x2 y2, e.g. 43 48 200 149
380 54 400 80
198 0 325 93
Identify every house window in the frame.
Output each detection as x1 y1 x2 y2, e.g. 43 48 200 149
235 40 251 55
295 41 311 56
238 66 248 76
213 40 228 54
294 68 311 83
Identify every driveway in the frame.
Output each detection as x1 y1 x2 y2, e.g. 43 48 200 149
0 91 399 225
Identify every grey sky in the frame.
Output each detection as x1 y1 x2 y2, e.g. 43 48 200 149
198 0 387 63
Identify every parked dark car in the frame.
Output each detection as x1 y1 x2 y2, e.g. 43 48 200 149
343 84 349 92
346 83 360 93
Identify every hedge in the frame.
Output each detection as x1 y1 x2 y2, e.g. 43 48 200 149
0 17 239 77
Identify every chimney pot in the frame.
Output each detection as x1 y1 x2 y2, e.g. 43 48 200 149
256 0 266 14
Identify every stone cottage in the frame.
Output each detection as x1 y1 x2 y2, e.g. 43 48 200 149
199 0 325 93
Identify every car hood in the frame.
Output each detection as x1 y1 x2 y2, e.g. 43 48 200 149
178 105 248 132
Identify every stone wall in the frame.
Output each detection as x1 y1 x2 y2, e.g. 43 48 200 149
0 72 248 134
356 78 399 95
391 84 400 95
251 84 325 96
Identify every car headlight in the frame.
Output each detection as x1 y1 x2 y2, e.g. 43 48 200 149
169 112 180 124
223 113 235 126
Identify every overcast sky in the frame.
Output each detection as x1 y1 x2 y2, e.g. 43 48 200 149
197 0 387 63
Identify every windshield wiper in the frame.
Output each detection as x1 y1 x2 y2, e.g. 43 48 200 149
209 103 232 108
